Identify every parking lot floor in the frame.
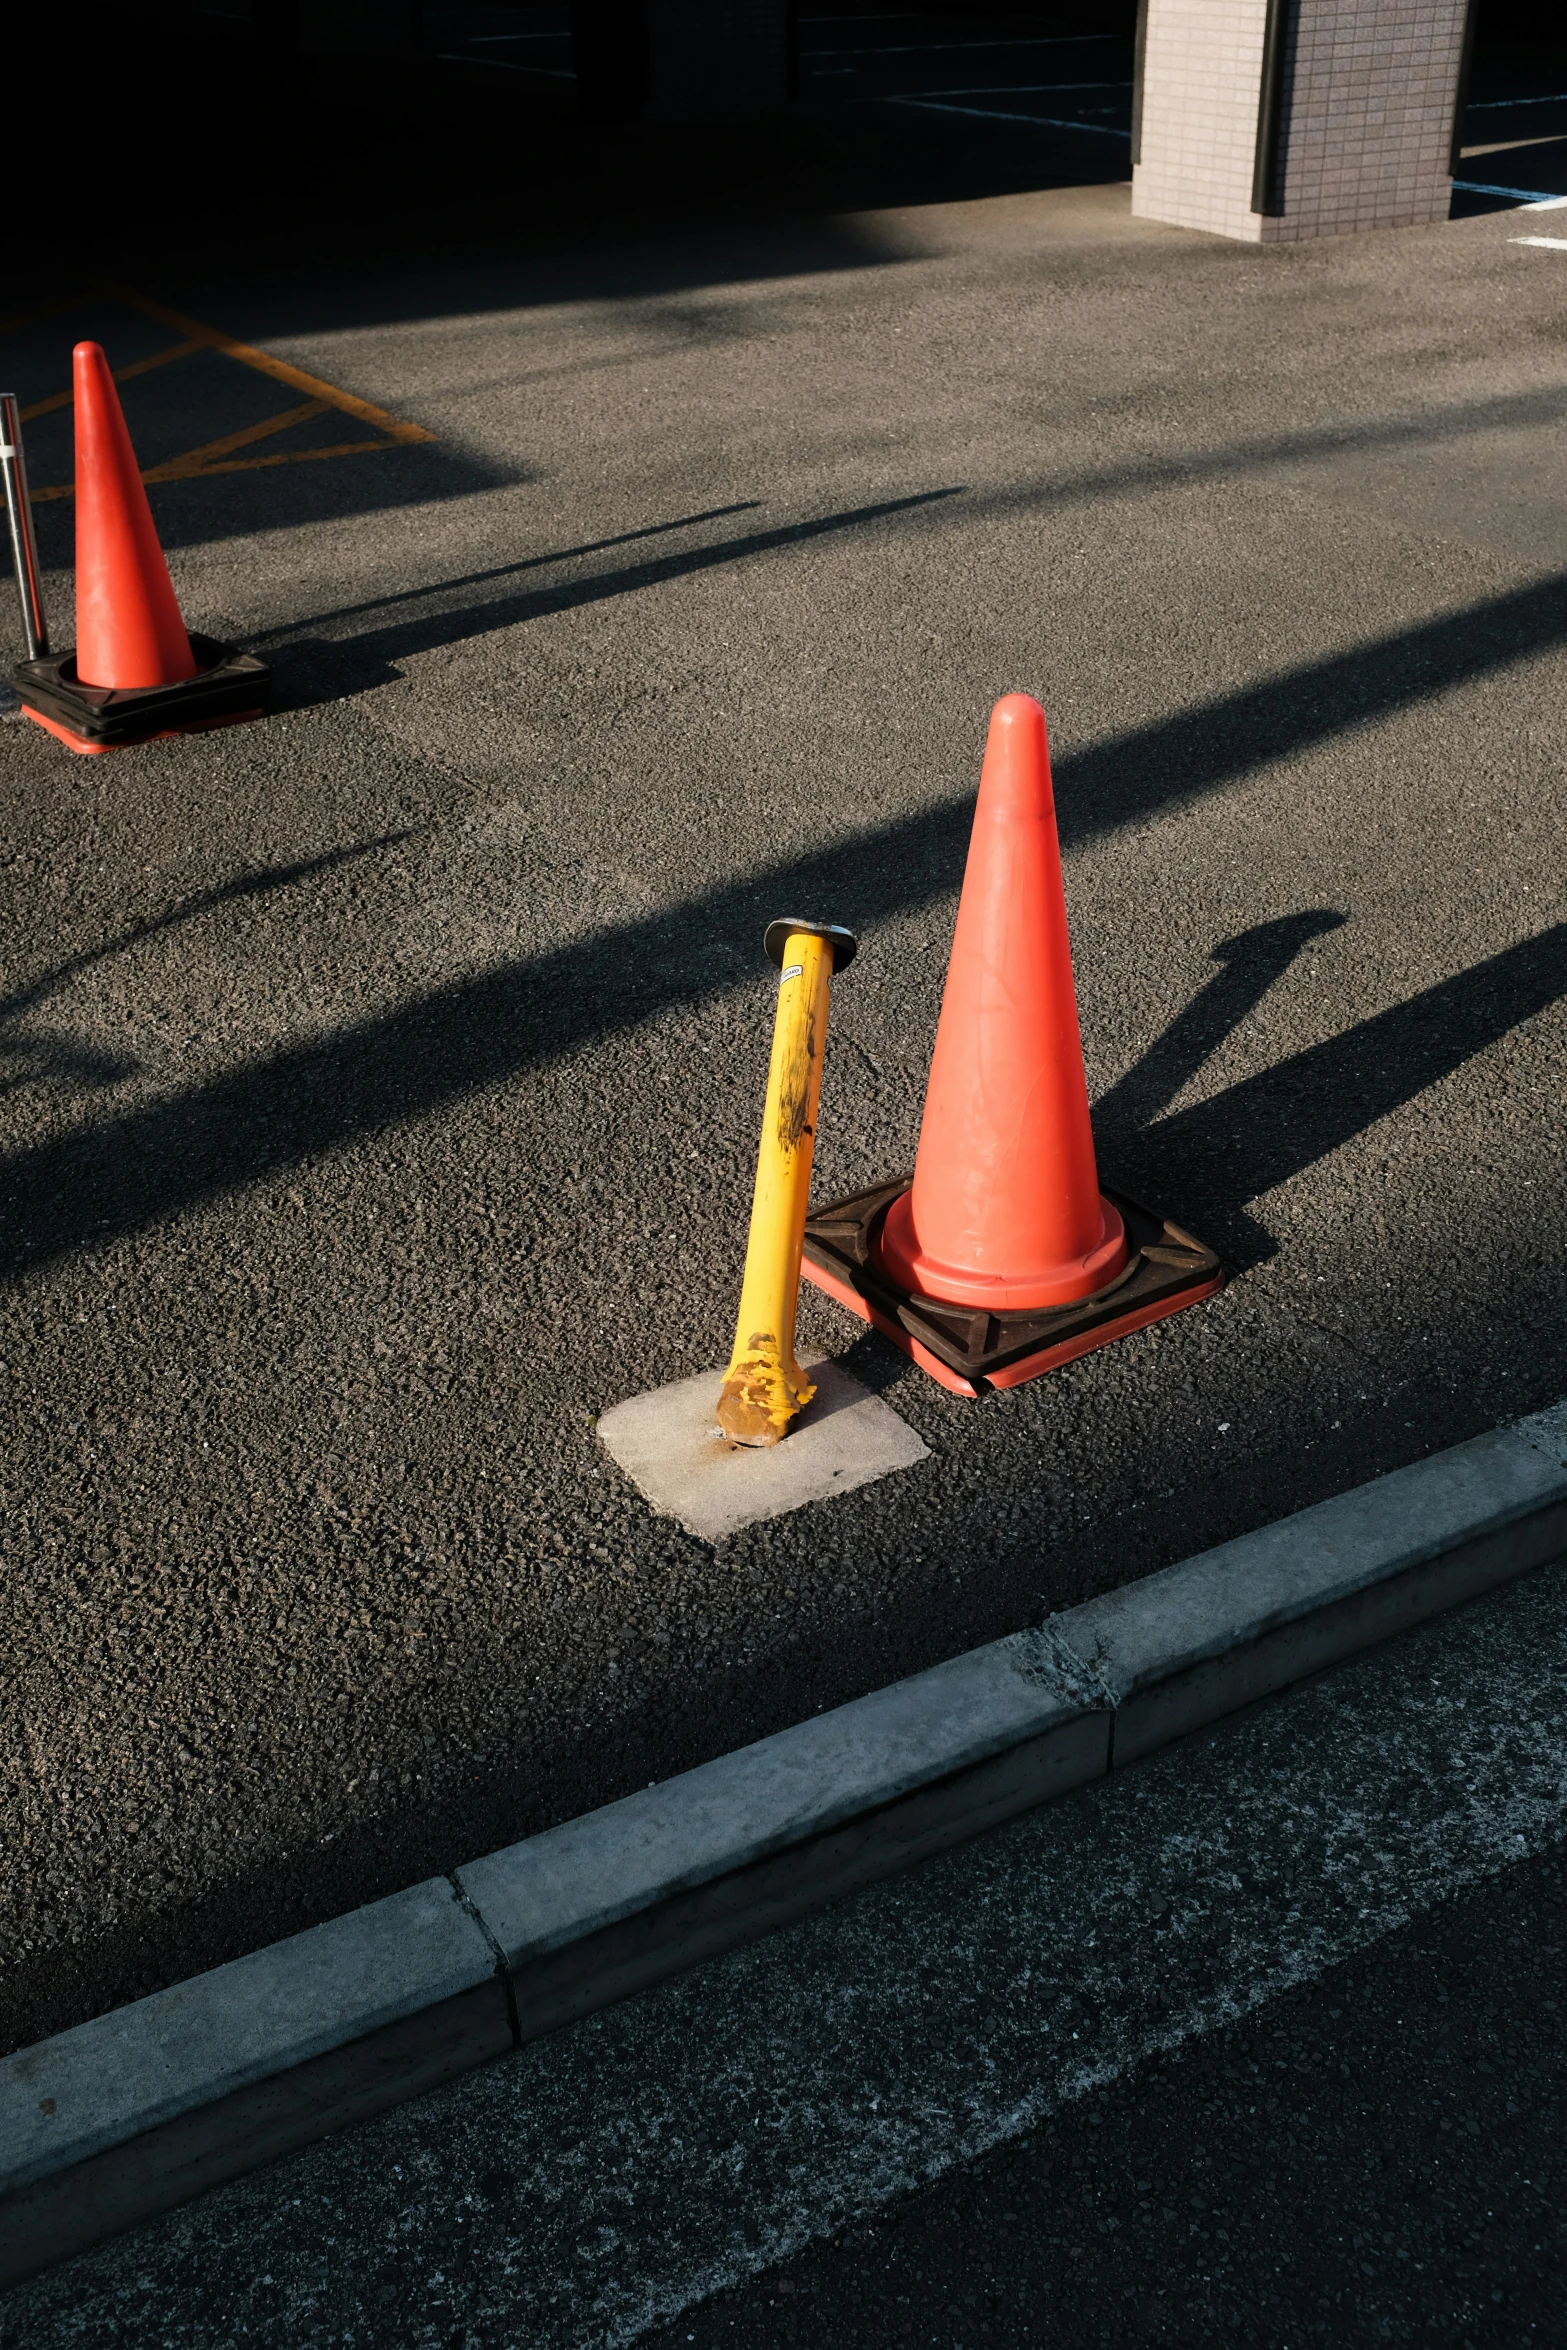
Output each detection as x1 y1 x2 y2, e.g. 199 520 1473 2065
1 172 1565 2056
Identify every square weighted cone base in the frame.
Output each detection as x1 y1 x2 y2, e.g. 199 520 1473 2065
801 1178 1224 1396
13 633 270 752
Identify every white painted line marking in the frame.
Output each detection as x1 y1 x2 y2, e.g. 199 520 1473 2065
1453 178 1567 206
1469 92 1567 108
1512 234 1567 248
437 53 575 75
1461 133 1567 157
888 94 1131 134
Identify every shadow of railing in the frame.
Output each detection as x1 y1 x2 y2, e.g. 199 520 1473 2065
6 564 1567 1277
0 834 420 1101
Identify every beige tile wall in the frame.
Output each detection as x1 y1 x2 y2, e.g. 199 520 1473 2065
1133 0 1274 243
1132 0 1472 243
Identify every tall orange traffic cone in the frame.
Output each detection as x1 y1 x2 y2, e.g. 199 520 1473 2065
801 692 1223 1395
879 694 1129 1312
73 340 199 693
14 343 269 754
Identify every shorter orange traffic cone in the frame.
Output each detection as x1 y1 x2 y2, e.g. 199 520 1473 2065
801 693 1223 1394
13 343 269 754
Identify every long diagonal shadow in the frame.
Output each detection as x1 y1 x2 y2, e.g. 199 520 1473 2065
256 503 764 644
4 568 1567 1278
1095 911 1348 1133
0 832 421 1032
1121 923 1567 1229
0 833 421 1104
272 378 1567 686
281 489 964 695
968 380 1567 529
1057 569 1567 845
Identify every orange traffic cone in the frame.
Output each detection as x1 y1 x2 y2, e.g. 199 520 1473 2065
14 343 269 754
879 694 1130 1312
801 692 1223 1395
74 339 199 694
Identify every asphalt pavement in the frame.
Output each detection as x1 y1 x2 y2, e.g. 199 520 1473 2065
6 1546 1564 2345
2 85 1567 2079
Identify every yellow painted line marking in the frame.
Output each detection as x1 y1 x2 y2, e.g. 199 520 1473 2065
101 283 438 445
0 294 84 336
32 438 399 503
20 339 203 423
142 397 331 477
154 440 394 480
31 395 332 498
13 283 436 499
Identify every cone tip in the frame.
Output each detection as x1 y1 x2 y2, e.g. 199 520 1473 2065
978 691 1053 814
990 690 1045 727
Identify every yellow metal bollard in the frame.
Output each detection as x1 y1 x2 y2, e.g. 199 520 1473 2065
717 918 858 1448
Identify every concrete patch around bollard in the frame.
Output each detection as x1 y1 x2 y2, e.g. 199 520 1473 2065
596 1353 930 1541
3 1406 1566 2289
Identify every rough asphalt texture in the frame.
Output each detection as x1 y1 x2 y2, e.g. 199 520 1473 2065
3 142 1567 2053
6 1557 1563 2345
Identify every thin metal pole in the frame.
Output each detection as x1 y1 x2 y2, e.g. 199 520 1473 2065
0 393 49 661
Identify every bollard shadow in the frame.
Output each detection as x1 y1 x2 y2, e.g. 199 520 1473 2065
261 487 964 704
1093 910 1349 1269
803 1324 915 1403
251 503 764 647
1107 922 1567 1269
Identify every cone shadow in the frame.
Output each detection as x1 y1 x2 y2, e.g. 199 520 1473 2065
1096 910 1350 1142
1110 922 1567 1267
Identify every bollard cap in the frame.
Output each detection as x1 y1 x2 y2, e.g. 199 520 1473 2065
764 918 858 974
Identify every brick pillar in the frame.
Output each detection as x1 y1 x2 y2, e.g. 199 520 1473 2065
1131 0 1475 244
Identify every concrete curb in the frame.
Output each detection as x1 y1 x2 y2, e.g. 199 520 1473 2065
5 1405 1566 2288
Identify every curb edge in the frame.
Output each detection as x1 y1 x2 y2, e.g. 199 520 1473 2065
4 1408 1566 2287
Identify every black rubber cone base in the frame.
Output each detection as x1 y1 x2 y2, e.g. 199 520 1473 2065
801 1179 1224 1395
13 634 270 750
